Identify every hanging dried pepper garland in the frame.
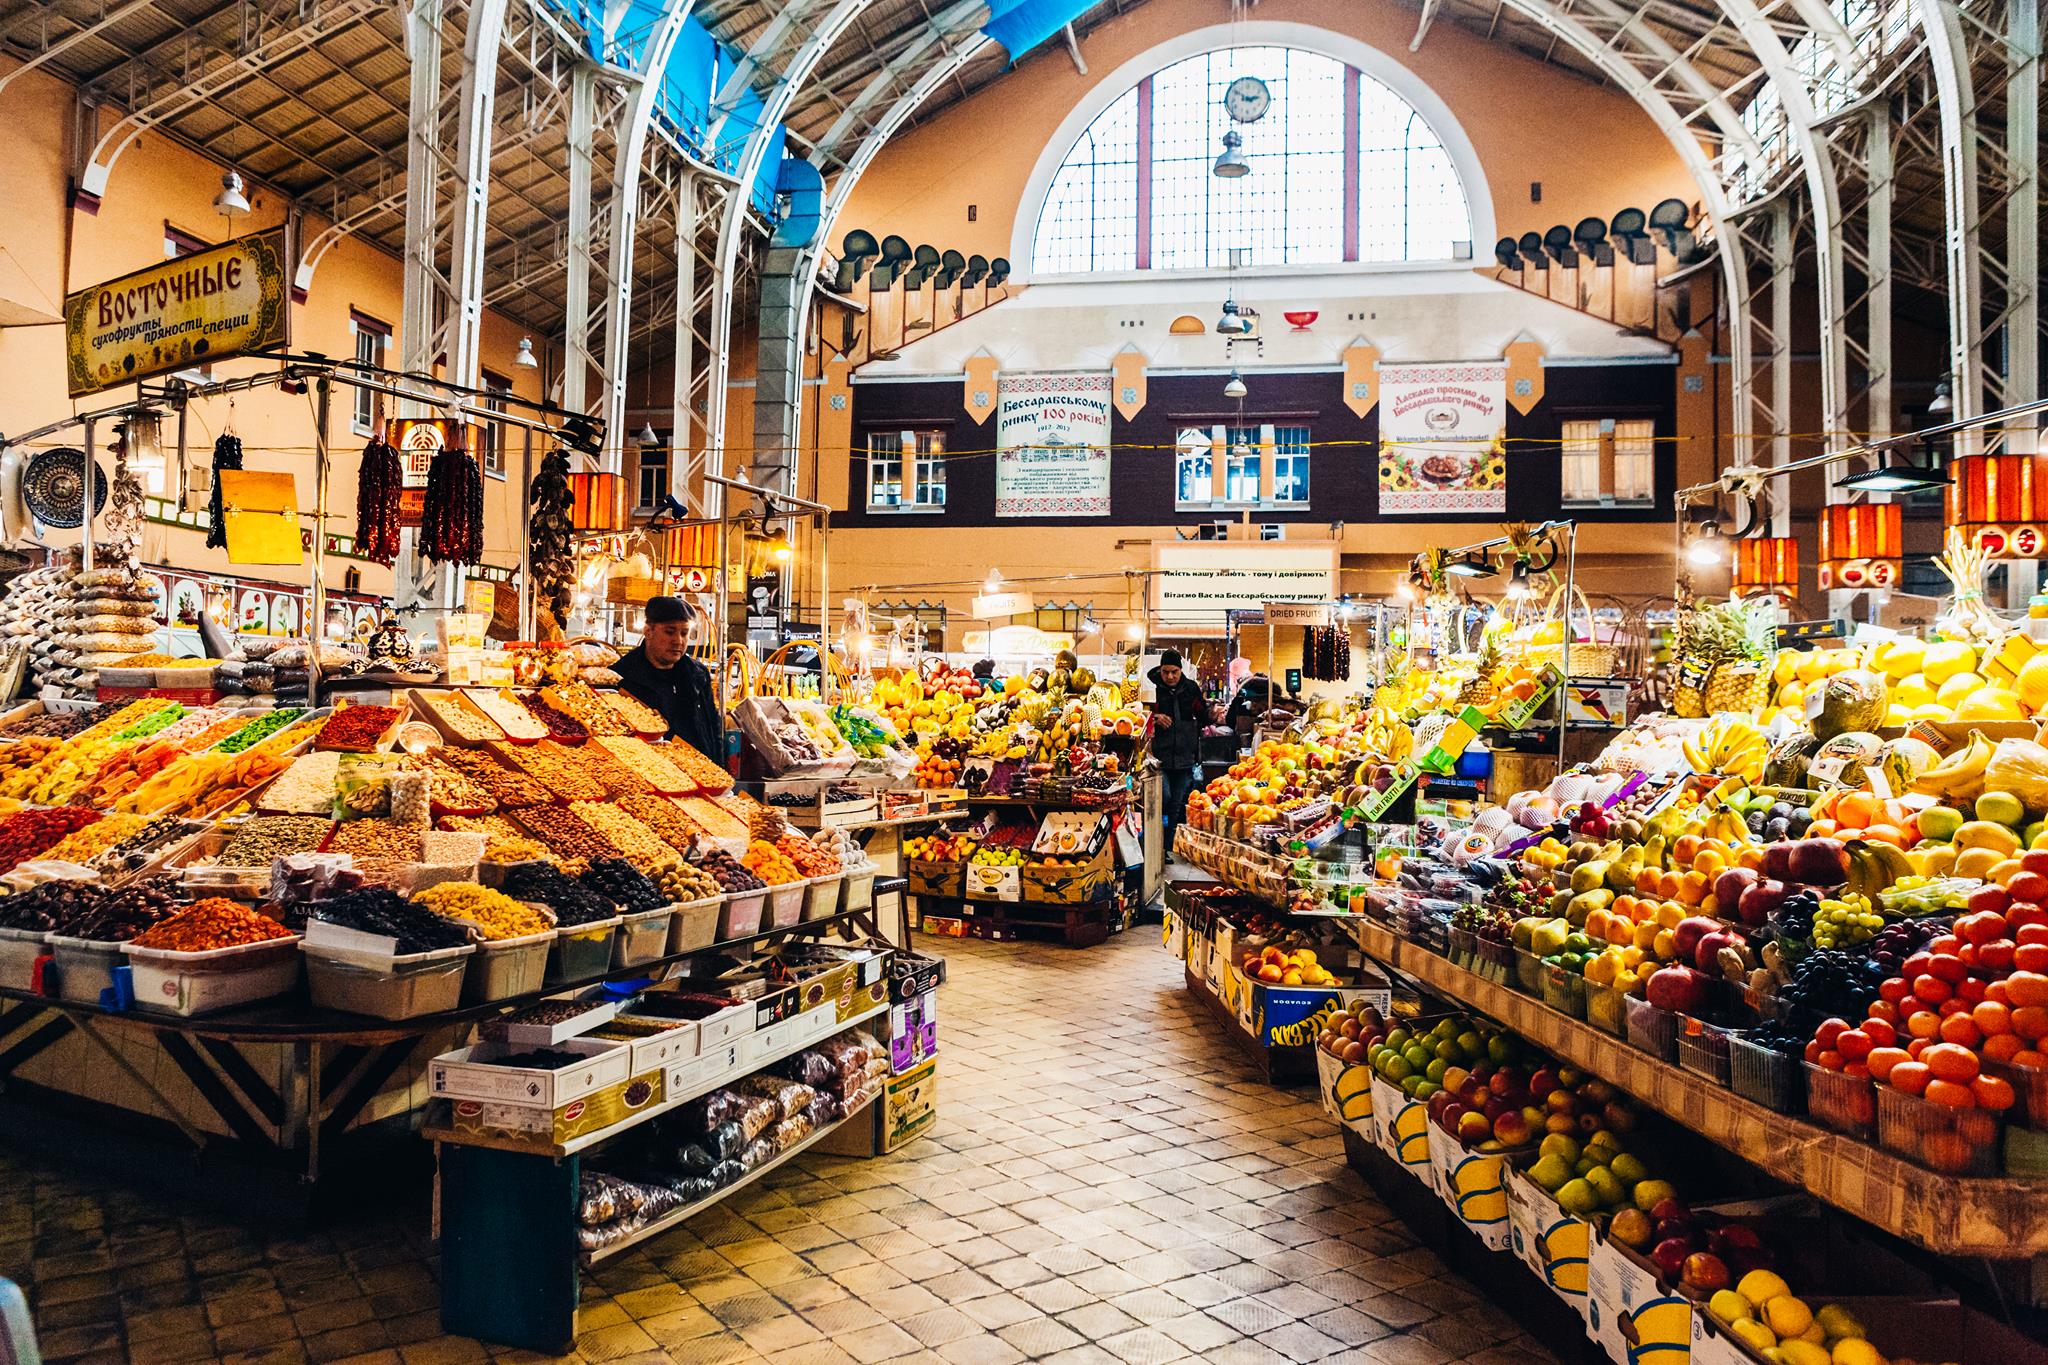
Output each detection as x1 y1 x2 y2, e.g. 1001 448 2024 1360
529 449 574 632
204 431 242 549
419 433 484 564
354 438 404 564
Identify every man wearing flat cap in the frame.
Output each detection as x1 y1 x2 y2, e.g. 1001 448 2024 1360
614 596 725 759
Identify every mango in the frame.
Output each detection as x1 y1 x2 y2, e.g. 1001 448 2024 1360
1955 846 2005 879
1917 805 1964 842
1975 791 2027 828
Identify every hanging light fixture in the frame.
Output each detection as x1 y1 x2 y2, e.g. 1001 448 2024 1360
514 337 539 369
1215 298 1251 336
1927 379 1954 415
1212 129 1250 178
1685 518 1727 567
1732 536 1799 596
765 524 795 563
637 421 659 447
1223 370 1247 400
1834 443 1949 493
1444 553 1496 578
1503 559 1532 599
213 170 250 225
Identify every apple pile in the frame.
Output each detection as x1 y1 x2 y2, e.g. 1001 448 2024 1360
1317 1000 1387 1066
1367 1016 1508 1104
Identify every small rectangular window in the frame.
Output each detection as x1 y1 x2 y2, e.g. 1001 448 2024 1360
637 434 670 509
1560 420 1603 505
351 312 391 436
1613 419 1655 504
1224 428 1261 504
479 370 510 477
1175 428 1215 507
1561 417 1656 506
868 430 946 511
1271 425 1311 504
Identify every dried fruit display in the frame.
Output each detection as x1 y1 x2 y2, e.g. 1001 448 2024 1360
529 450 574 635
415 882 552 939
697 848 765 893
576 743 654 799
262 752 343 814
405 751 496 813
0 702 120 739
91 816 199 873
463 690 549 741
540 683 628 737
519 691 589 742
568 801 681 866
579 857 666 912
131 899 293 951
308 886 470 953
0 808 101 873
327 820 422 861
437 747 550 808
617 794 706 851
316 705 404 752
594 737 692 794
215 815 331 867
677 797 749 842
216 708 308 754
662 740 735 794
37 813 149 866
354 437 405 565
412 689 503 744
52 877 184 942
490 740 604 802
653 859 722 903
497 862 615 924
517 806 623 864
741 839 803 885
775 834 840 878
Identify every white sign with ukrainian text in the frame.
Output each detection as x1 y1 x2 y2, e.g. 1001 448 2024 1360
995 371 1113 517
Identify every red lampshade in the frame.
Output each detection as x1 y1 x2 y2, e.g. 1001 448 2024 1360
1731 537 1798 594
1816 502 1901 589
568 472 624 532
1948 453 2048 558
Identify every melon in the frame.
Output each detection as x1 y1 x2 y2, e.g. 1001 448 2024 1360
1808 731 1885 790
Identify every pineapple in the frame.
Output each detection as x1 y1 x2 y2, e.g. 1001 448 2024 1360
1700 599 1778 715
1458 633 1502 708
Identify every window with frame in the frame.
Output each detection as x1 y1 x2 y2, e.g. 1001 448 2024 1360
1033 45 1472 274
636 433 670 509
350 312 390 435
1560 418 1656 506
866 429 947 511
1175 423 1310 507
479 370 510 477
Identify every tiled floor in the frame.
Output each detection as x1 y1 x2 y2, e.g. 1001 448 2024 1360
0 930 1560 1365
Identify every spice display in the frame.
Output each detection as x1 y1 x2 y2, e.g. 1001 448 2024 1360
54 877 183 942
37 813 149 867
92 816 198 873
569 802 680 866
327 820 421 862
491 740 604 802
413 689 502 744
599 689 669 736
464 689 550 741
353 437 405 565
697 849 766 893
419 437 484 565
594 737 692 794
0 702 120 739
215 815 331 867
261 751 343 814
516 806 621 863
618 794 707 852
216 708 307 754
498 862 616 925
774 833 840 878
414 882 553 939
677 797 749 841
437 747 550 808
579 858 666 912
309 886 472 953
529 450 574 635
130 899 293 952
205 430 241 550
0 808 101 873
653 859 723 903
540 683 628 737
575 743 654 799
518 692 588 743
742 839 803 885
316 705 404 752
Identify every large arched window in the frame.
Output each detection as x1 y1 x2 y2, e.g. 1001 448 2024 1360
1032 45 1473 275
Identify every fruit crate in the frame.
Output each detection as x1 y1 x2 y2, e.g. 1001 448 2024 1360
1875 1084 2001 1176
1674 1015 1732 1086
1583 981 1627 1037
1512 947 1546 997
1540 963 1587 1019
1446 925 1478 971
1803 1061 1876 1140
1623 995 1679 1061
1727 1034 1803 1114
1476 937 1515 986
1983 1058 2048 1130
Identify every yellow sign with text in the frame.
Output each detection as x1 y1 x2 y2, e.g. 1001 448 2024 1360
64 227 291 396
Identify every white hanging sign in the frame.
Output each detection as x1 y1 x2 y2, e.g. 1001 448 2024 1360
995 371 1113 517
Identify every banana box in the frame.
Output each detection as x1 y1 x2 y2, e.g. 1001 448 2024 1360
1313 1044 1343 1120
1370 1074 1435 1188
963 861 1022 902
1332 1062 1374 1143
1505 1162 1591 1312
1694 1296 2039 1365
1587 1231 1693 1365
1424 1123 1517 1251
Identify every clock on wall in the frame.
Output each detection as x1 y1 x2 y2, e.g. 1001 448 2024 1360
1223 75 1271 124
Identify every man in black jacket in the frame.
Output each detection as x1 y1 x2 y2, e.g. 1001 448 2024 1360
613 596 725 761
1147 650 1208 852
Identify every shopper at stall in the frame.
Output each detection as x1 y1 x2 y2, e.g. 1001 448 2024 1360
1148 649 1207 849
614 596 724 759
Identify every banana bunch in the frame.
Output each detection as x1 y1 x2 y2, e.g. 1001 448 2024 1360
1697 805 1754 846
1880 875 1980 915
1841 837 1914 900
1813 892 1884 948
1911 731 1991 800
1682 715 1769 782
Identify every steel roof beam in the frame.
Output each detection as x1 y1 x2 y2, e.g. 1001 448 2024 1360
0 0 162 96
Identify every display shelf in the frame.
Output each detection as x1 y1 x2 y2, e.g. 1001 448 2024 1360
915 895 1122 948
792 808 967 832
422 998 889 1158
581 1089 879 1265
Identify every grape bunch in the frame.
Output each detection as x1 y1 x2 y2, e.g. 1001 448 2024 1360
1768 887 1822 943
1812 893 1883 949
1742 1020 1809 1057
1773 947 1888 1027
1866 916 1948 978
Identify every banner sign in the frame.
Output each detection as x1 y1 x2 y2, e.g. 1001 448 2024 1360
1263 601 1332 627
65 227 291 396
1150 542 1339 634
995 371 1113 517
1376 361 1508 514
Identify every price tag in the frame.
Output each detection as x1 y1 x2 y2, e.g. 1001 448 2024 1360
1866 764 1894 801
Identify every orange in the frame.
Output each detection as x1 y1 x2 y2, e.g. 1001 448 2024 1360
2013 1006 2048 1042
1736 845 1763 870
1633 867 1662 896
1972 1001 2013 1037
1837 792 1883 829
2012 1049 2048 1067
2007 972 2048 1009
1982 1033 2026 1063
1923 1042 1980 1083
1672 834 1701 866
1971 1075 2017 1110
1807 819 1839 839
1924 1078 1977 1108
1678 871 1709 905
1939 1014 1984 1048
1657 870 1684 901
1889 1061 1932 1095
1866 1046 1910 1080
1692 849 1725 878
1905 1010 1942 1040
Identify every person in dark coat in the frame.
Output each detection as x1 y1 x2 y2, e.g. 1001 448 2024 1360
1147 649 1207 851
613 596 725 761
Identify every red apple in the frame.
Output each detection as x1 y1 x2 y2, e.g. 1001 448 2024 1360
1650 1238 1691 1279
1681 1252 1730 1292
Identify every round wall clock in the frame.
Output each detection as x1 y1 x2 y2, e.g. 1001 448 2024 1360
1224 75 1272 124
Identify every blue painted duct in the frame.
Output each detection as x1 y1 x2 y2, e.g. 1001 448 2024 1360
981 0 1092 61
769 157 826 249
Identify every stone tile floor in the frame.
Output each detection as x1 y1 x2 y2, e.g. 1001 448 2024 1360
0 930 1559 1365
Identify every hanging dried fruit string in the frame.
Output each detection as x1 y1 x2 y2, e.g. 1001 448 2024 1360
529 449 574 635
419 433 484 564
354 438 404 564
204 431 242 549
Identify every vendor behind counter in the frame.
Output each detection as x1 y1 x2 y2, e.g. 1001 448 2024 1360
612 595 724 758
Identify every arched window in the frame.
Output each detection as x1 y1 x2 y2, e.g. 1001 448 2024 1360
1031 45 1473 275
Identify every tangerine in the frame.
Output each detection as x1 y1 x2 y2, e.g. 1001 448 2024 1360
1982 1033 2026 1064
1866 1046 1910 1081
1972 1001 2013 1036
1923 1042 1980 1084
1889 1061 1932 1095
1971 1075 2017 1110
1923 1078 1977 1108
1939 1015 1983 1048
2012 1006 2048 1041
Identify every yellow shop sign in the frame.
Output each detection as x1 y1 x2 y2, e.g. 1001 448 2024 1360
64 227 291 396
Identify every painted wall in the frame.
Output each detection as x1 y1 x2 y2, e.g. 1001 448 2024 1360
0 60 546 598
836 0 1697 275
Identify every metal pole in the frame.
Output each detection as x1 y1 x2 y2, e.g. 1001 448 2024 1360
518 427 533 640
1561 523 1576 771
309 378 332 704
818 515 830 703
81 416 95 571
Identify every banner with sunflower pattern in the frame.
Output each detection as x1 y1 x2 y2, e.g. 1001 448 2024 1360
1377 362 1509 514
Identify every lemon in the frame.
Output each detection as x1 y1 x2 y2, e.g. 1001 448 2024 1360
1731 1318 1778 1352
1709 1290 1755 1327
1892 673 1936 707
1777 1343 1831 1365
1765 1295 1814 1340
1815 1305 1866 1341
1880 639 1927 679
1935 670 1989 708
1953 686 2026 722
1923 640 1980 685
1830 1341 1883 1365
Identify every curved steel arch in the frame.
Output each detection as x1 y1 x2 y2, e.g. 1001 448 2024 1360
1914 0 1984 435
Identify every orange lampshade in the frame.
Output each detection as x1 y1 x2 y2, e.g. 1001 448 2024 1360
1948 453 2048 558
568 472 624 532
656 523 717 569
1731 537 1798 594
1816 502 1901 590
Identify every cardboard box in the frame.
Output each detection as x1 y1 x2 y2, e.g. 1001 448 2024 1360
1247 979 1394 1051
839 976 887 1023
1022 842 1116 905
883 1056 937 1151
1332 1062 1374 1143
429 1038 631 1108
889 949 945 1001
1425 1123 1517 1251
889 988 938 1074
1690 1296 2044 1365
1586 1232 1694 1365
1506 1163 1591 1313
907 858 963 898
1370 1074 1435 1186
444 1066 664 1148
963 861 1022 902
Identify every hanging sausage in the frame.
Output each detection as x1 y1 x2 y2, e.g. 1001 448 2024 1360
354 438 404 565
419 436 484 565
